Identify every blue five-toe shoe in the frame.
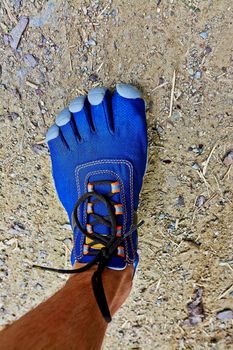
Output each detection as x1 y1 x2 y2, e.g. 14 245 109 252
38 84 147 322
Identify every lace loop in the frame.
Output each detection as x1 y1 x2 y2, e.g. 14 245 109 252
33 186 144 323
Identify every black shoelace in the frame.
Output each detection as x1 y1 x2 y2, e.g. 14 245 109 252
33 184 143 323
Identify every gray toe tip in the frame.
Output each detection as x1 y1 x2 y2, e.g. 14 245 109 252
116 83 141 99
69 96 85 113
88 87 107 106
55 108 71 126
46 124 59 143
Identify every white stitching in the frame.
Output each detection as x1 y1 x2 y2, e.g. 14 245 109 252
82 170 128 260
74 159 135 263
83 170 127 231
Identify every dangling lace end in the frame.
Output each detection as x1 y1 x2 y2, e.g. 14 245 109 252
92 265 112 323
32 264 78 273
32 255 99 274
32 199 145 324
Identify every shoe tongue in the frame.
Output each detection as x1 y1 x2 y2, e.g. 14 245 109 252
73 176 126 268
92 182 111 196
86 179 122 237
90 186 110 236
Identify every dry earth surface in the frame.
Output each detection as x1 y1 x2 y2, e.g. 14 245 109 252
0 0 233 349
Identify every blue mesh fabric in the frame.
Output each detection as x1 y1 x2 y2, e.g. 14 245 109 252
47 88 147 269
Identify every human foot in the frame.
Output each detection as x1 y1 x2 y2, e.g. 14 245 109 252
44 84 147 320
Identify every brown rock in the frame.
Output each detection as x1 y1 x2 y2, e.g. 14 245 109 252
223 150 233 166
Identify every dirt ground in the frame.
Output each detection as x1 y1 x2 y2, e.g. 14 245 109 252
0 0 233 349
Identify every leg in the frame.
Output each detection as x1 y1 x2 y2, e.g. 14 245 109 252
0 265 133 350
0 84 147 349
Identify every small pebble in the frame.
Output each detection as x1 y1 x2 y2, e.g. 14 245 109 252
195 195 206 207
205 46 212 54
192 144 204 155
155 298 163 306
89 74 98 82
35 88 43 96
34 283 43 291
163 242 172 252
171 111 181 121
0 242 6 250
192 162 200 170
158 213 169 220
86 38 96 46
24 54 39 68
188 68 194 75
187 288 204 325
223 150 233 166
63 238 72 246
82 6 87 15
109 9 117 16
81 54 88 62
156 125 164 135
9 112 20 121
39 250 48 259
200 31 208 39
13 0 22 10
5 238 17 246
216 309 233 321
168 222 176 231
3 34 11 46
176 195 185 207
20 293 27 300
17 67 29 81
6 16 29 50
159 76 165 85
11 222 25 231
1 307 7 315
30 1 56 27
194 71 202 80
32 143 48 155
213 230 220 238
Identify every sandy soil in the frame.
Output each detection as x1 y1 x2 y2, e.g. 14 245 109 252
0 0 233 349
